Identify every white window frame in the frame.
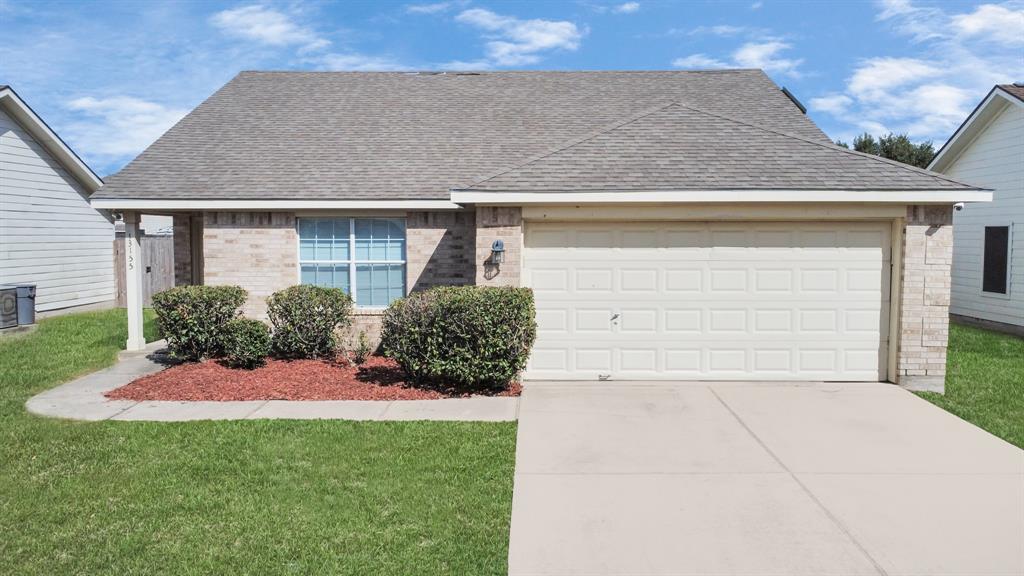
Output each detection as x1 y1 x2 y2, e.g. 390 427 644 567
296 217 407 308
980 222 1013 300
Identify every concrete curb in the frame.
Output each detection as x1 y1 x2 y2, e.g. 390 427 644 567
26 340 518 422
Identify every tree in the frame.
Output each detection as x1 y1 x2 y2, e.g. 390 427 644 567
853 132 880 155
840 132 935 169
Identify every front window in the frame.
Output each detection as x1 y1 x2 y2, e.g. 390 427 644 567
298 217 406 307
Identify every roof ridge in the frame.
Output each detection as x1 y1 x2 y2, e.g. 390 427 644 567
458 100 682 189
675 103 978 189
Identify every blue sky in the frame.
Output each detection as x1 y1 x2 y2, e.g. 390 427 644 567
2 0 1022 176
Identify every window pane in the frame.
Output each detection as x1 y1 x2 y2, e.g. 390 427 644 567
354 263 405 306
301 264 316 285
298 218 316 239
300 239 316 260
356 264 373 306
389 264 405 302
387 218 405 238
315 265 334 287
983 226 1010 294
387 238 405 261
315 239 332 261
333 265 350 294
316 219 333 240
332 236 350 261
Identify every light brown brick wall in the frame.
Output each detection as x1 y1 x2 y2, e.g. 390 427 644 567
407 210 476 291
474 207 522 286
897 205 953 391
203 211 297 319
172 214 193 286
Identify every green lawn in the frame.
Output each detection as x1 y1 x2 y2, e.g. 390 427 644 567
918 322 1024 449
0 309 516 575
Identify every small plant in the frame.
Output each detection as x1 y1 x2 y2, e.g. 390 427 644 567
151 285 247 361
221 318 271 369
380 286 537 388
267 285 353 359
351 330 372 365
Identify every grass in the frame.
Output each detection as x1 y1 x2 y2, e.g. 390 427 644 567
0 309 516 575
918 322 1024 449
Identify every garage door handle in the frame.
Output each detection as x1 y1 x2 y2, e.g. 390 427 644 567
610 313 620 321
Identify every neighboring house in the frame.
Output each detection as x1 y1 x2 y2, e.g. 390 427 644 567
91 71 989 391
0 85 116 314
929 84 1024 334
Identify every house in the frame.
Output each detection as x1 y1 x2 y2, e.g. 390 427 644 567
928 84 1023 334
0 86 116 314
90 70 989 391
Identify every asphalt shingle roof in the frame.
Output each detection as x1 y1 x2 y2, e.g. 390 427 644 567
94 70 977 201
463 103 976 192
998 83 1024 102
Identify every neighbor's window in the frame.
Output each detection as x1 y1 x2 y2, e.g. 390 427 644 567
298 218 406 307
982 225 1010 295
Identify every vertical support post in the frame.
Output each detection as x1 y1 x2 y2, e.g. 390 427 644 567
123 211 145 351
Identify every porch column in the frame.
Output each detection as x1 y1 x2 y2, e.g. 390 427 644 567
123 211 145 351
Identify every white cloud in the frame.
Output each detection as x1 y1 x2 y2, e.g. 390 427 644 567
688 24 747 36
732 40 803 77
210 5 329 52
64 96 188 159
809 94 853 115
317 53 410 71
437 59 493 71
675 38 802 77
813 1 1024 142
847 57 938 100
952 4 1024 46
750 1 763 9
455 8 584 66
405 2 456 14
613 2 641 14
672 54 729 69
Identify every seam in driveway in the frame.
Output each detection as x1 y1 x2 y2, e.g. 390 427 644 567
708 386 890 576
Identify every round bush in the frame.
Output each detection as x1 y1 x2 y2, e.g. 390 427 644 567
267 285 353 359
222 318 271 369
151 285 247 361
380 286 537 388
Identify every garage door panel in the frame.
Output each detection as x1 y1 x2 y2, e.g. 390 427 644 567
524 221 890 381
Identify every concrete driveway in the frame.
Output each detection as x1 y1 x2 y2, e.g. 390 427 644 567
508 382 1024 576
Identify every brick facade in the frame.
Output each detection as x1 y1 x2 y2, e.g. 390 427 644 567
474 206 523 287
406 210 476 291
172 214 193 286
185 205 954 389
202 211 297 319
897 205 954 392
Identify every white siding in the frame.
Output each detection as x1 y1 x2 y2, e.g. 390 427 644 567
946 102 1024 327
0 108 115 312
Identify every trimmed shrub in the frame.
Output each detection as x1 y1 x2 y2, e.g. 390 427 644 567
267 285 353 359
222 318 271 369
151 285 247 361
380 286 537 388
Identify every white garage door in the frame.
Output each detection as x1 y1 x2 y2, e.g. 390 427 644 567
524 221 891 381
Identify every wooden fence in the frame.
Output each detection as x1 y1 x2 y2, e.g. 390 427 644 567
114 234 174 306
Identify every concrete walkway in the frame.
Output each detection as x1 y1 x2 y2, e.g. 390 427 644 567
509 381 1024 576
26 341 518 422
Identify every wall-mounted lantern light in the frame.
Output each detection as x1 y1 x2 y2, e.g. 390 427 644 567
490 239 505 264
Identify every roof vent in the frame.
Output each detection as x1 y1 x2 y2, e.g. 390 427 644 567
780 87 807 114
1014 81 1024 87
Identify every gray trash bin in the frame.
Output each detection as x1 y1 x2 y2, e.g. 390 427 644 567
16 284 36 325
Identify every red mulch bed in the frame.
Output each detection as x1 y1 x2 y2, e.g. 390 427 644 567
106 355 522 402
